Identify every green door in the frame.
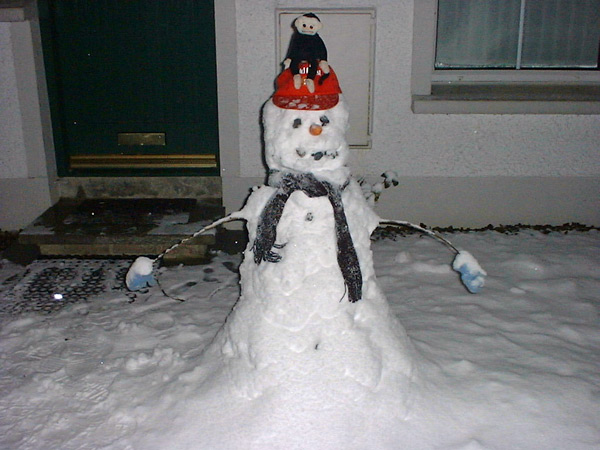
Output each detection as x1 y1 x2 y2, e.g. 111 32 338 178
38 0 219 176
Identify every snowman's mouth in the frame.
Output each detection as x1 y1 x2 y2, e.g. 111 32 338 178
296 148 338 161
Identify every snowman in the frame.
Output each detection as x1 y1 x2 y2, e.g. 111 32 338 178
124 16 485 443
183 52 420 411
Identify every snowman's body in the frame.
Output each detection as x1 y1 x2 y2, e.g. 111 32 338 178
242 181 372 331
199 95 415 408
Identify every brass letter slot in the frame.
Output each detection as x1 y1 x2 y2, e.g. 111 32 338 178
118 132 166 146
70 154 217 169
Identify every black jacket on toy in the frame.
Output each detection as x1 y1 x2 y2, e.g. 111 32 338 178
286 32 327 80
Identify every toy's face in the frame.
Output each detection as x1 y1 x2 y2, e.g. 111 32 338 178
294 16 322 36
263 98 349 176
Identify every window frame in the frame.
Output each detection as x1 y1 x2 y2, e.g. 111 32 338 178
411 0 600 114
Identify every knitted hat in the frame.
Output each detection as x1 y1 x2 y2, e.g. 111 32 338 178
272 65 342 110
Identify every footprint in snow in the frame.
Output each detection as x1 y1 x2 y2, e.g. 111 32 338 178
222 261 240 274
202 267 219 282
124 347 175 377
73 381 110 404
165 280 198 297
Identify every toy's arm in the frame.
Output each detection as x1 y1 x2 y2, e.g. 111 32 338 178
319 60 330 74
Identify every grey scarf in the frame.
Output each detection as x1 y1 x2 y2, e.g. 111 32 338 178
252 172 362 303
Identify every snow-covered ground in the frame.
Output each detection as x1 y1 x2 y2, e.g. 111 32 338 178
1 230 599 449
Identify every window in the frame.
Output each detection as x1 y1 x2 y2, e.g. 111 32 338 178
412 0 600 114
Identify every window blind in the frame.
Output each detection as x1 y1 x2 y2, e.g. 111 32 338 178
435 0 600 69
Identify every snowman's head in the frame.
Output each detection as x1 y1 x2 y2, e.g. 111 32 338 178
263 97 350 178
264 66 350 182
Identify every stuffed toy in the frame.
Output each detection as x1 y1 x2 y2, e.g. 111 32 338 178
283 13 330 93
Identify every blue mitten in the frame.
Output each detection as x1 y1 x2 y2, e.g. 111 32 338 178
126 257 157 291
452 251 487 294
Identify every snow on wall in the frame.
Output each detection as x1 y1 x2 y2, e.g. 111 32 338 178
0 22 27 179
234 0 600 179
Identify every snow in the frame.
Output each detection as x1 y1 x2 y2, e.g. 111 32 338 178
1 229 599 449
382 171 399 188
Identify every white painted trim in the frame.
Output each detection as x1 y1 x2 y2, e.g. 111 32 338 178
432 70 600 84
0 0 36 22
214 0 240 181
29 15 58 183
412 98 600 115
0 13 58 230
11 20 48 177
221 174 600 228
214 0 248 219
0 177 54 230
410 0 437 96
372 176 600 227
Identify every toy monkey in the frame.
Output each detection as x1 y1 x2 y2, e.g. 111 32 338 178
283 13 330 93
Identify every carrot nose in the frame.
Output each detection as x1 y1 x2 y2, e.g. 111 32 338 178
309 124 323 136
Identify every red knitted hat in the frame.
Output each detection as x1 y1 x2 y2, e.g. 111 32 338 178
272 65 342 110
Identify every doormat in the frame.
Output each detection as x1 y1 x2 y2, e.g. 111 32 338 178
0 259 135 316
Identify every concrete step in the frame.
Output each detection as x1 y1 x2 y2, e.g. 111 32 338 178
19 198 225 264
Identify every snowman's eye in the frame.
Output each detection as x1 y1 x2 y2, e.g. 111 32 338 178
320 116 329 126
293 118 302 128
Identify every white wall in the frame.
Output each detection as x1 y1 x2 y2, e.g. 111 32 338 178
0 23 27 179
219 0 600 226
1 1 597 231
0 7 56 231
